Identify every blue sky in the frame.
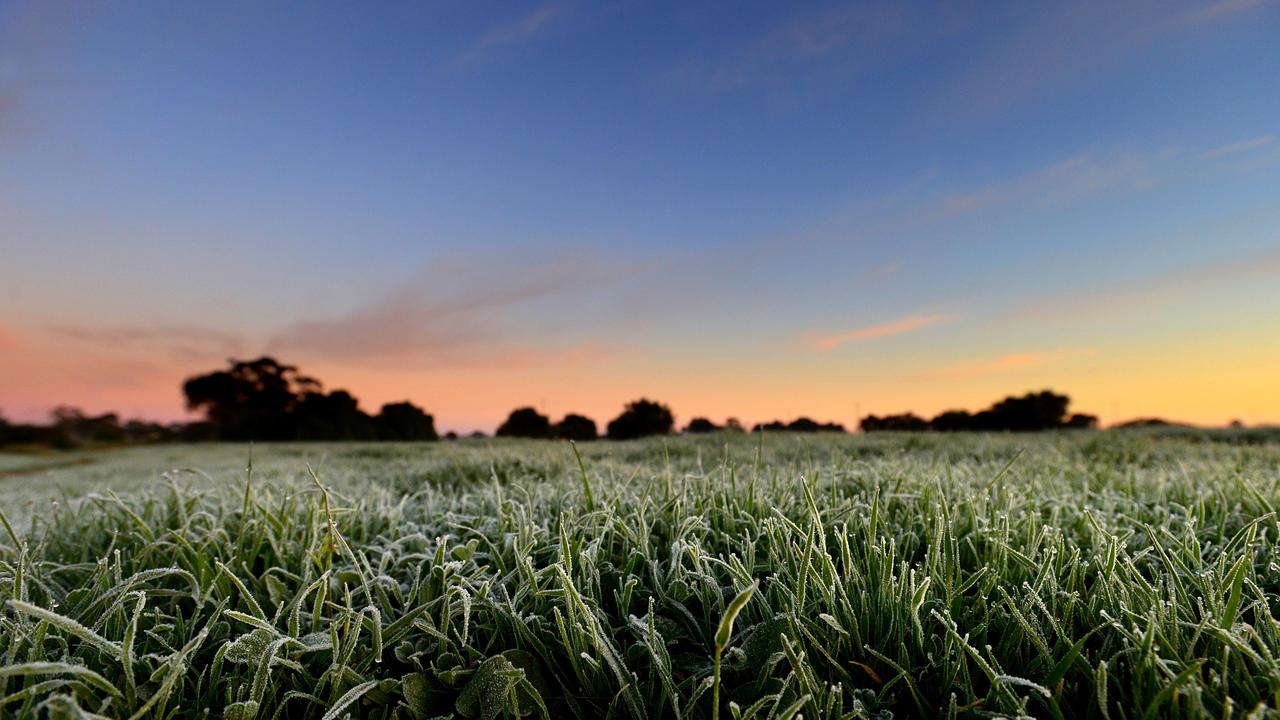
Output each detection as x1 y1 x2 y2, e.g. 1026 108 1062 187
2 0 1279 429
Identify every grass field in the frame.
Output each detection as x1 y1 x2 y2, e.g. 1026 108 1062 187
1 431 1279 719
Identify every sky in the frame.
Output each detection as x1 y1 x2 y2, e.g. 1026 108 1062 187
2 0 1279 432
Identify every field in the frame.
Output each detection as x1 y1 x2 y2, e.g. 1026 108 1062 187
1 431 1279 719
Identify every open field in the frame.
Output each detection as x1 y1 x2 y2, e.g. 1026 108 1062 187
2 432 1279 719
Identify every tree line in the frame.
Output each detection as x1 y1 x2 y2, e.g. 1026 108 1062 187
859 390 1097 432
1 356 1110 449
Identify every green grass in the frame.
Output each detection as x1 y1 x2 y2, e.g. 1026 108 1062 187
1 431 1279 719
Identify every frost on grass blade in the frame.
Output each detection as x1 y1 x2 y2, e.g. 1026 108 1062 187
0 433 1277 718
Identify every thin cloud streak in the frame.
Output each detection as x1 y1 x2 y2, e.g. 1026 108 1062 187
668 1 956 94
769 135 1275 265
48 324 246 362
460 2 571 63
940 150 1163 214
937 0 1272 120
927 348 1098 379
1015 243 1280 322
805 313 948 351
268 251 630 369
1171 0 1273 28
1200 134 1275 159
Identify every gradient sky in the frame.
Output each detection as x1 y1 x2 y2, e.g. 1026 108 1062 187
2 0 1279 432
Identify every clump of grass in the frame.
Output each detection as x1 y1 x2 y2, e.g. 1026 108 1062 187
0 432 1278 718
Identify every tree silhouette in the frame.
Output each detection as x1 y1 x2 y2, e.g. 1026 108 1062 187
496 407 553 438
294 390 376 440
183 357 319 440
555 414 598 441
977 390 1070 431
684 417 719 434
374 401 438 440
607 399 674 440
871 391 1095 432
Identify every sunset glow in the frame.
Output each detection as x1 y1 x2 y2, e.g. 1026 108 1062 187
2 1 1279 432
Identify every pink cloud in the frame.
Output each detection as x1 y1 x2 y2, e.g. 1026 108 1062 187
806 313 948 351
929 348 1098 379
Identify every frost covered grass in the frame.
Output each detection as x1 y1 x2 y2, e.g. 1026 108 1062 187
1 432 1279 719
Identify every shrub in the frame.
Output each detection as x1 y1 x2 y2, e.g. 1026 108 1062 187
555 414 598 441
607 399 674 440
496 407 553 438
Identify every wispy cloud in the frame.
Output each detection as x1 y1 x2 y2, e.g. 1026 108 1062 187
460 2 571 63
1170 0 1273 29
938 134 1275 217
1200 134 1275 159
928 348 1098 379
938 0 1274 120
940 150 1162 214
730 134 1277 292
865 262 902 279
669 2 955 94
804 313 948 351
1016 243 1280 322
268 251 629 369
48 324 246 362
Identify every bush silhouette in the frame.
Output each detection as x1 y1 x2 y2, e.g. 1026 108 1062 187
787 417 846 433
556 414 598 441
51 406 126 444
930 410 974 432
1115 417 1197 429
375 401 438 440
752 417 846 433
607 399 674 440
1064 413 1099 429
685 417 719 434
860 413 929 432
496 407 553 438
